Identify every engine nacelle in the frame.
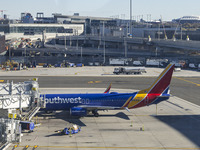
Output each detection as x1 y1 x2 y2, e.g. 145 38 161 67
70 107 87 116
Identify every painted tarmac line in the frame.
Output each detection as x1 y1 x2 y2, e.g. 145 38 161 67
174 77 200 86
10 145 200 149
88 81 102 84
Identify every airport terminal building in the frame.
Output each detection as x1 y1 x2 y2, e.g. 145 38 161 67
2 23 84 40
0 12 120 40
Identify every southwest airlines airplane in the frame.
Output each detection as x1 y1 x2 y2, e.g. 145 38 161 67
41 64 174 117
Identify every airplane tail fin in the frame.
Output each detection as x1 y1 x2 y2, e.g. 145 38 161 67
104 83 112 94
147 64 174 95
127 64 174 109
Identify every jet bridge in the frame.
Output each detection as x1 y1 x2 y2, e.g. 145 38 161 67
0 79 42 110
0 79 45 147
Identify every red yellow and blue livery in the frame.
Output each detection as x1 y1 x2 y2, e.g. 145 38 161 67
41 64 175 117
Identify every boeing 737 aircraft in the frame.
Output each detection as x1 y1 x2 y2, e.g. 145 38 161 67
41 64 174 117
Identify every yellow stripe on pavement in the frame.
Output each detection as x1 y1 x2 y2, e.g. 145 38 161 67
11 145 200 149
174 77 200 86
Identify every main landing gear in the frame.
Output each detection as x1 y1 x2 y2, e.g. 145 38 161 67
92 110 99 117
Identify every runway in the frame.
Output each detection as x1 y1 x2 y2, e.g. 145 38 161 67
0 76 199 106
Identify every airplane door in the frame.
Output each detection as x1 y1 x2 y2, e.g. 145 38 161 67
40 94 46 108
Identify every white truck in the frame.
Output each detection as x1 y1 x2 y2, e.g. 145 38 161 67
109 58 128 66
133 61 143 66
113 67 146 75
146 60 160 67
146 59 168 67
188 63 197 69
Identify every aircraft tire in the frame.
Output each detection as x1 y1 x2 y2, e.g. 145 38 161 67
94 113 99 117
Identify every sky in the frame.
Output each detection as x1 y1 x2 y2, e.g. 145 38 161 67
1 0 200 21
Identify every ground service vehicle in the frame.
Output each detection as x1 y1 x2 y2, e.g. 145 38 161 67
133 61 143 66
113 67 146 75
20 121 35 132
61 125 81 135
109 58 128 66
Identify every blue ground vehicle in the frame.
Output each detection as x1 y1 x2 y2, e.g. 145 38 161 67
61 125 81 135
20 121 35 132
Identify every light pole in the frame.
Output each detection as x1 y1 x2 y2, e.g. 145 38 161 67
103 21 106 64
124 37 127 57
64 31 67 50
70 36 72 47
181 24 182 40
81 47 83 63
103 40 105 64
130 0 132 36
24 45 26 65
76 29 79 50
158 23 160 40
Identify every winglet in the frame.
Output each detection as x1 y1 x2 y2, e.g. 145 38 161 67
104 83 112 94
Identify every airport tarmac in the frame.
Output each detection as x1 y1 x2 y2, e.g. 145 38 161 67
0 75 199 107
0 66 199 77
0 66 199 106
7 88 200 150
